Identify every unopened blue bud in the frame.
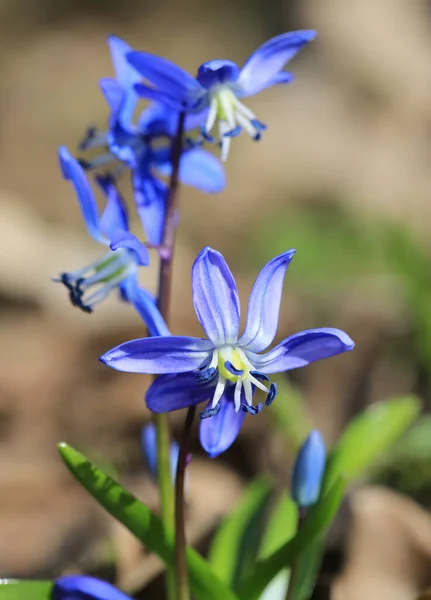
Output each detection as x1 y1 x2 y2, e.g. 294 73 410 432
53 574 131 600
291 430 326 508
141 422 179 483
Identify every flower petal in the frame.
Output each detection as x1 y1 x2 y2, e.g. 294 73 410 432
96 175 129 237
107 36 142 128
141 422 180 482
109 230 149 266
237 30 316 97
134 82 187 111
199 393 245 458
99 77 124 114
121 276 170 337
146 372 214 412
238 249 296 352
100 336 213 374
128 51 204 106
250 328 354 374
58 146 106 244
132 168 167 245
155 147 226 193
192 247 240 346
53 575 131 600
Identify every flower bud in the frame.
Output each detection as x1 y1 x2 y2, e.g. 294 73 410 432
141 422 179 483
291 429 326 507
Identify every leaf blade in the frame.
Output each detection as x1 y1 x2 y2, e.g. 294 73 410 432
0 580 52 600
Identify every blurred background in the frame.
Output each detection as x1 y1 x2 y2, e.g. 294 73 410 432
2 0 431 599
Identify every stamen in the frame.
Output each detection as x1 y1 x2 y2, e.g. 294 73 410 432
200 125 215 143
250 371 270 382
250 119 267 131
211 376 226 408
204 97 218 137
77 153 115 171
224 126 242 138
243 378 253 405
200 404 221 419
79 127 108 151
253 132 262 142
265 383 277 406
241 403 262 415
235 112 260 139
224 361 244 377
195 367 217 383
234 379 242 412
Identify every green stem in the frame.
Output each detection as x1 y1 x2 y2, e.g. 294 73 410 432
153 110 186 600
175 406 196 600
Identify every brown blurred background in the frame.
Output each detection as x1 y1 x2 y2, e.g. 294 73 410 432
2 1 431 599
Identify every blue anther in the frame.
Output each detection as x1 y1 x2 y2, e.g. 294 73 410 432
224 125 242 138
253 132 262 142
224 361 244 377
79 126 99 150
250 119 267 131
185 136 203 149
77 158 92 170
250 370 270 382
200 404 221 419
200 126 215 143
195 367 217 383
241 402 263 415
265 383 277 406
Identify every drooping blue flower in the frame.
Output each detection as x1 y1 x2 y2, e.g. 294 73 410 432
55 146 169 337
141 421 179 482
127 30 316 160
80 35 226 244
53 574 131 600
100 247 354 457
291 429 326 507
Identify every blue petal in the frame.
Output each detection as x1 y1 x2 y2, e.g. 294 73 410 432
134 82 187 111
96 175 129 237
128 51 204 107
53 575 131 600
237 30 317 97
100 336 214 374
58 146 106 244
199 392 245 458
132 168 167 245
238 249 296 353
121 276 170 337
155 147 226 193
108 36 142 128
249 328 355 374
146 372 214 412
192 247 240 346
291 429 326 507
99 77 124 114
109 230 149 266
196 60 240 89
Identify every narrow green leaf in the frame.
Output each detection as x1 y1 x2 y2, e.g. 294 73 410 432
58 443 239 600
259 495 298 559
291 540 324 600
237 478 345 600
209 478 272 586
325 396 421 489
0 580 52 599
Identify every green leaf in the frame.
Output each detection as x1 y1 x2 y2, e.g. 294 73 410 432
290 540 324 600
259 495 298 559
237 478 345 600
209 478 272 586
58 443 239 600
325 396 421 489
0 580 52 600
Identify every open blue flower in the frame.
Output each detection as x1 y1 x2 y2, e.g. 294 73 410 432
55 146 168 337
80 35 225 244
53 574 131 600
127 30 316 160
100 247 354 457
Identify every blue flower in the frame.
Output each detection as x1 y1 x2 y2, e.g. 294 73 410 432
100 247 354 457
80 35 225 244
127 30 316 160
141 421 179 482
55 146 169 337
291 429 326 507
53 574 131 600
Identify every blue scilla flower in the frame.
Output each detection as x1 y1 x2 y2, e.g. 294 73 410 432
141 422 179 482
127 30 316 161
291 430 326 507
81 35 225 244
56 146 168 337
53 574 131 600
100 247 354 457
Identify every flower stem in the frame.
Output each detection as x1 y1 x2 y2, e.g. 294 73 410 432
285 508 308 600
153 110 186 600
175 405 196 600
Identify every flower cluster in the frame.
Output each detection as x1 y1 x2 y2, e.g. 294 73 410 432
56 29 354 459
